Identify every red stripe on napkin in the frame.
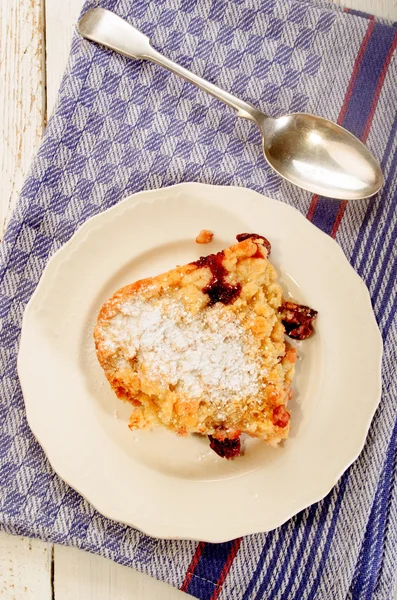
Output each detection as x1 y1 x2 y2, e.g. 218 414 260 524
210 538 242 600
331 27 397 239
180 542 206 592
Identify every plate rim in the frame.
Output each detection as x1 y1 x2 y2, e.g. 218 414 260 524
18 182 383 542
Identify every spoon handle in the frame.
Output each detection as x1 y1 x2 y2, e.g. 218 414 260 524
78 8 262 123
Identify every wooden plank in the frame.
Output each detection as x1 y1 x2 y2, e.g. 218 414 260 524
45 0 82 115
0 0 52 594
335 0 397 19
54 544 188 600
0 0 46 237
0 531 52 600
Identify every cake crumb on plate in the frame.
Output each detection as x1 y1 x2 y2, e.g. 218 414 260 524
196 229 214 244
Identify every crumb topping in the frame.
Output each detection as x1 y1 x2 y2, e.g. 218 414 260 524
101 296 262 403
196 229 214 244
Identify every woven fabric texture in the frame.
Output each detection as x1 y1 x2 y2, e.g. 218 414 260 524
1 1 397 598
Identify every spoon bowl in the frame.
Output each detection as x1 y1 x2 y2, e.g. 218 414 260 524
78 8 384 200
259 113 383 199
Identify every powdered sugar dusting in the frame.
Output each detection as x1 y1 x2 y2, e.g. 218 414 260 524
101 296 262 403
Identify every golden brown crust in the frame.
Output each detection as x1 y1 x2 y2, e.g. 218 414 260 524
94 237 296 446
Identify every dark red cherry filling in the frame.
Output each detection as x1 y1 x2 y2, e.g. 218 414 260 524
208 435 241 459
193 252 241 306
279 301 318 340
272 405 290 428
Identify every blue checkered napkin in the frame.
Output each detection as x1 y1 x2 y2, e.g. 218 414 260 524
1 0 397 598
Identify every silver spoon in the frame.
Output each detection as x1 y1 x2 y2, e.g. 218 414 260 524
78 8 383 200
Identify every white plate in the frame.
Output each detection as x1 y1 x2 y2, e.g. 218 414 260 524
18 183 382 542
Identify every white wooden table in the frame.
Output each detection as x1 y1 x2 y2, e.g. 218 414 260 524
1 0 396 597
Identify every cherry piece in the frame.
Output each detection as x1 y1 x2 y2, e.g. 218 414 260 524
236 233 271 256
279 301 318 340
208 435 241 459
193 252 241 306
